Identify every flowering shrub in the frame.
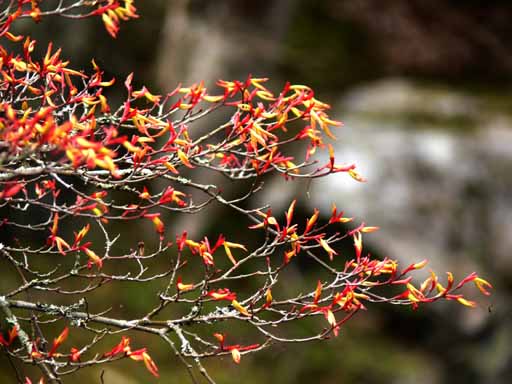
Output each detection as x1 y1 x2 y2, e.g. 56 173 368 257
0 1 492 383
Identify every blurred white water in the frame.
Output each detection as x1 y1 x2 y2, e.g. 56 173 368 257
315 79 512 277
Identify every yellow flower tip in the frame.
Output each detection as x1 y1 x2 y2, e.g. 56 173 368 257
231 300 250 316
457 297 477 308
202 94 224 103
412 259 428 270
319 238 337 260
474 277 493 296
361 226 379 233
348 169 367 183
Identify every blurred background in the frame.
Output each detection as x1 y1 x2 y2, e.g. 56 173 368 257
5 0 512 383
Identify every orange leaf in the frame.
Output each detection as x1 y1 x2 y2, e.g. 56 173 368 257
104 336 131 357
176 277 194 292
139 186 150 199
318 238 337 261
286 199 296 227
177 149 194 168
143 351 159 377
361 226 379 233
304 209 319 234
223 243 237 265
49 328 68 357
231 348 241 364
457 297 476 308
54 236 71 255
203 94 224 103
231 300 250 316
213 333 225 345
265 288 273 306
474 277 493 296
84 248 103 269
325 309 336 327
223 241 247 265
51 212 59 236
208 289 237 301
152 216 164 234
73 224 90 246
313 281 323 304
353 232 363 261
